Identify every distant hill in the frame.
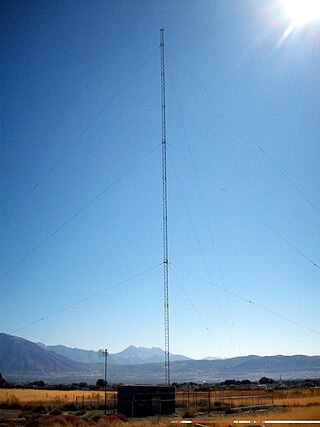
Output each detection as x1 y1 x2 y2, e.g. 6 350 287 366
38 343 191 365
37 343 101 364
202 356 221 361
1 333 319 384
102 355 320 384
0 333 96 383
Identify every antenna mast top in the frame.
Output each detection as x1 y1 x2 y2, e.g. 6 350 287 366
160 28 170 386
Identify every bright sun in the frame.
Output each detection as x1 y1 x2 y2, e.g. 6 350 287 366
282 0 320 27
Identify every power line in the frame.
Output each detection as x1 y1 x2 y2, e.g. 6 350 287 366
169 265 230 363
10 263 162 334
167 57 241 356
250 207 320 270
168 151 238 355
166 47 320 218
220 187 319 270
167 47 209 95
170 263 320 337
168 152 244 359
1 47 159 230
170 146 319 271
0 143 161 281
248 136 320 216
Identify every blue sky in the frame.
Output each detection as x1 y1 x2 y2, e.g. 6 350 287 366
1 0 319 360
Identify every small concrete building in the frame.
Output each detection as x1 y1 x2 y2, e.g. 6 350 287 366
117 385 175 417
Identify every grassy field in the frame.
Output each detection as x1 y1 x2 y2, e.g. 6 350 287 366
175 388 320 411
0 388 116 403
0 388 319 426
0 387 319 409
198 406 320 427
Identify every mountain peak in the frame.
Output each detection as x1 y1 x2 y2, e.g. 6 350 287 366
124 345 138 350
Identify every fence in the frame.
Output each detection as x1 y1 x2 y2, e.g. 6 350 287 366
73 390 273 415
175 390 274 413
75 392 117 411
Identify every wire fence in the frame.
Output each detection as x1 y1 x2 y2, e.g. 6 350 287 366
75 392 117 411
176 391 273 413
73 390 273 414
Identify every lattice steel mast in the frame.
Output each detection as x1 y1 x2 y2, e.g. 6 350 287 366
160 28 170 386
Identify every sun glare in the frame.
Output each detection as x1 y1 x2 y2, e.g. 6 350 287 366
277 0 320 44
282 0 320 27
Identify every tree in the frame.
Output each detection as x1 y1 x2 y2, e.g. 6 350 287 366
224 379 236 385
259 377 275 384
78 382 88 388
96 379 107 388
172 382 181 389
30 380 45 387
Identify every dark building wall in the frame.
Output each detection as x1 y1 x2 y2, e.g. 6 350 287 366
118 385 175 417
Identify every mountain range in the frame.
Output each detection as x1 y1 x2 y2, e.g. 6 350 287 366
1 333 319 384
0 333 95 382
37 342 191 365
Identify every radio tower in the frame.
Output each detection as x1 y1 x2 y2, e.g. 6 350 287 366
160 28 170 386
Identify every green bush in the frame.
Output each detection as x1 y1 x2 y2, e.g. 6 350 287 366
1 396 23 410
62 402 79 411
25 415 41 427
50 408 62 415
183 410 194 418
31 404 47 414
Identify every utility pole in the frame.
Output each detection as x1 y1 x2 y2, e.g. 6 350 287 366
160 28 170 386
99 349 108 413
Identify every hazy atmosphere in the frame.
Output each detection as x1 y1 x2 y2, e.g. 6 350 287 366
1 0 319 360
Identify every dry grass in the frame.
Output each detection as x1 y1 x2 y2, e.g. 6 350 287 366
12 409 320 427
273 389 320 407
212 406 320 424
1 388 318 406
0 388 116 404
274 395 320 407
0 388 319 426
176 389 320 410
